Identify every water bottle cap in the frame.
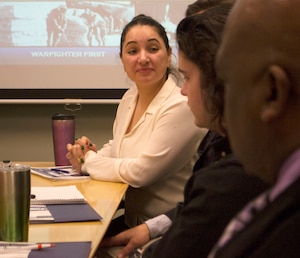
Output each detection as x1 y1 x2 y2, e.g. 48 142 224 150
0 161 30 172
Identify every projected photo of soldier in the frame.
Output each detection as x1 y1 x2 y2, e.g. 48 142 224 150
81 8 106 46
66 1 134 46
46 5 68 46
135 1 185 46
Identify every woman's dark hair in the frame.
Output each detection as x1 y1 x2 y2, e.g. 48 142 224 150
176 3 232 133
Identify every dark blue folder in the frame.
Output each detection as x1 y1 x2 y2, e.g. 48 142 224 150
30 203 102 224
47 203 102 223
29 242 91 258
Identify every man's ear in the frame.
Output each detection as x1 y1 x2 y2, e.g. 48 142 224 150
261 65 290 122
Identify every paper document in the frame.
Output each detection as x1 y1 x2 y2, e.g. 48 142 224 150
30 204 54 223
31 166 90 181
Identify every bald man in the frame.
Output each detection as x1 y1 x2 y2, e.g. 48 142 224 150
209 0 300 257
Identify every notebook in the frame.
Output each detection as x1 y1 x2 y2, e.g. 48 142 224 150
30 185 102 223
31 185 86 205
31 166 90 181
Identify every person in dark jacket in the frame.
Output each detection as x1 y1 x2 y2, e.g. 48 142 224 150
98 4 269 258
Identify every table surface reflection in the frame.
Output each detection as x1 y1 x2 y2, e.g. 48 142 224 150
24 162 127 258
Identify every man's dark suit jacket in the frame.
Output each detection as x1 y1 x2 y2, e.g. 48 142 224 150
143 153 269 258
214 176 300 258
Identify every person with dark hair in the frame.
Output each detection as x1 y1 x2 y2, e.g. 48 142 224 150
46 5 67 46
81 8 106 46
207 0 300 257
98 4 268 258
185 0 234 16
66 13 204 237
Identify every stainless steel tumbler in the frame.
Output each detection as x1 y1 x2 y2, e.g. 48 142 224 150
52 113 75 166
0 161 31 241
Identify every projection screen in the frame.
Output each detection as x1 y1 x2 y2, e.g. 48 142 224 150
0 0 190 103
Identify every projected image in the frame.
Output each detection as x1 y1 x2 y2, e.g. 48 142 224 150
0 1 183 48
0 0 190 96
0 1 133 47
135 2 183 47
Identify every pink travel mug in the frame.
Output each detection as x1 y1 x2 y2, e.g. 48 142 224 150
52 113 75 166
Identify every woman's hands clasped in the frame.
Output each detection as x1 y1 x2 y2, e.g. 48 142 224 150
66 136 97 173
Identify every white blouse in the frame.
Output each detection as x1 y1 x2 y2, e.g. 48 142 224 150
82 77 207 226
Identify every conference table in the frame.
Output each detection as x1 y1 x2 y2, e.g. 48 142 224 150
24 162 128 258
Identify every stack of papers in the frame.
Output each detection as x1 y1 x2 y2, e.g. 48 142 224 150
31 166 90 181
30 205 54 223
30 186 102 224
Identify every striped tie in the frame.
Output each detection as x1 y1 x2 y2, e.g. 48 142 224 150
208 191 270 258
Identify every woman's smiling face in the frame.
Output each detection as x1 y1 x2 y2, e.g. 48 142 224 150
121 25 171 88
